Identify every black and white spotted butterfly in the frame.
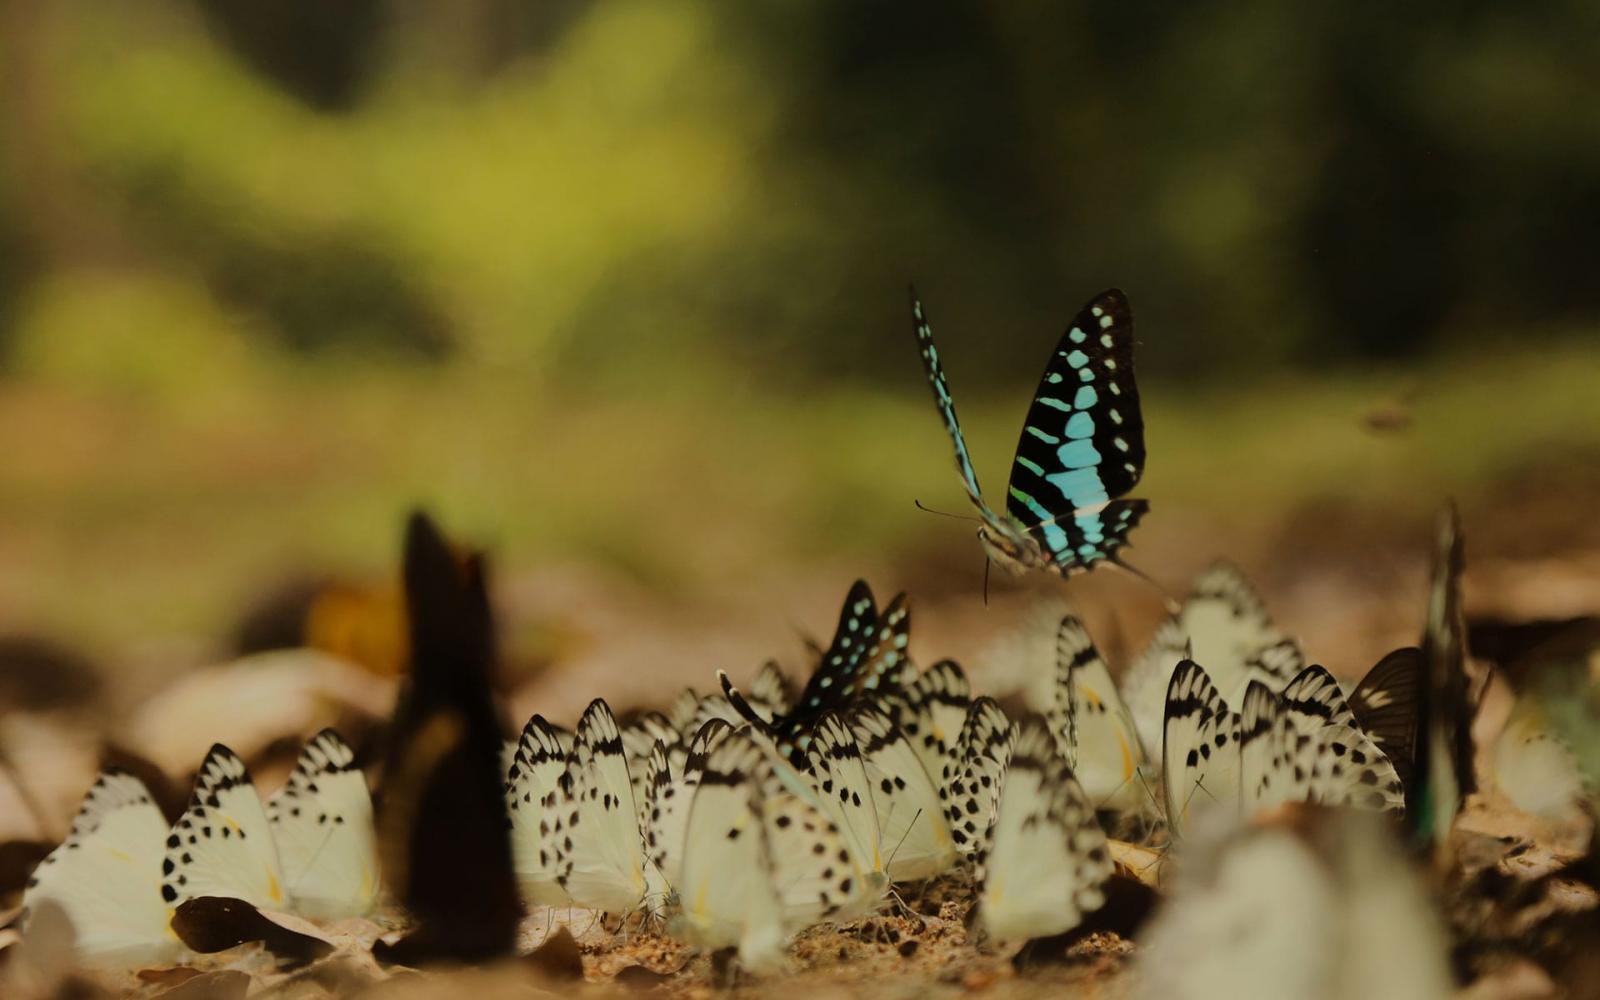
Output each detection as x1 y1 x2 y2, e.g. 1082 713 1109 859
846 705 959 882
880 659 972 786
546 699 655 913
643 718 732 893
162 744 287 912
720 579 911 766
669 727 788 972
506 713 573 907
1125 561 1303 753
910 287 1149 577
265 728 379 918
941 697 1017 857
1048 616 1155 816
974 719 1112 942
21 769 179 967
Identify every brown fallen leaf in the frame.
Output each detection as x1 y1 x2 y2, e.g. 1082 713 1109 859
153 968 251 1000
171 896 334 969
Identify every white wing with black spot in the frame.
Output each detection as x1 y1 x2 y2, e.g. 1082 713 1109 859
22 769 179 967
162 744 286 912
265 729 379 918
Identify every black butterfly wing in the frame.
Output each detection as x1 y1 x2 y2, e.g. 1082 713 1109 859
1350 647 1423 792
1003 290 1147 569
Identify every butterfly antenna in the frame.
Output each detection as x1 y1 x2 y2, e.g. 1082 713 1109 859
1110 556 1180 614
914 498 984 524
884 806 924 874
717 671 774 730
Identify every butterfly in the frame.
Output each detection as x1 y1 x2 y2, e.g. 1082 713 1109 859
1049 616 1155 815
1412 504 1480 852
547 699 654 913
880 659 972 786
721 579 910 765
644 718 732 893
1160 660 1243 835
941 697 1017 857
974 719 1112 942
669 728 788 973
1237 669 1405 815
846 705 958 882
1138 807 1455 1000
804 711 893 899
162 744 287 913
756 752 876 928
1125 562 1303 754
265 728 379 919
1348 647 1423 791
21 769 181 967
909 287 1149 577
505 713 572 907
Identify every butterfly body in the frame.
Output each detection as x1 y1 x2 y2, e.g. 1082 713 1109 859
911 288 1150 576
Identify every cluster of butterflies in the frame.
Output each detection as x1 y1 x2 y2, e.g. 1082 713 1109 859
21 730 379 967
21 557 1432 975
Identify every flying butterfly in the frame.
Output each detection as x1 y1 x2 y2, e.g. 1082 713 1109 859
909 287 1149 577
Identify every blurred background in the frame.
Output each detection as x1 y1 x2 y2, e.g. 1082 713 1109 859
2 0 1599 729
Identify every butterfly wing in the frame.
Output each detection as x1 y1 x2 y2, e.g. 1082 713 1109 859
976 721 1111 942
749 660 794 718
1003 289 1147 569
1052 616 1152 813
673 730 787 972
506 714 570 907
909 290 999 521
846 705 957 882
805 712 888 885
23 770 179 966
265 729 378 918
550 700 650 913
1278 665 1358 732
162 744 286 912
882 659 972 783
1350 647 1423 792
1162 661 1242 835
943 697 1016 859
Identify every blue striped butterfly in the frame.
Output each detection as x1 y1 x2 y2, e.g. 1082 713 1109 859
910 287 1149 576
720 579 910 767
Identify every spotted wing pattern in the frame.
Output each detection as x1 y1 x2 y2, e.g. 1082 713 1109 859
975 720 1112 942
265 729 378 918
162 744 286 912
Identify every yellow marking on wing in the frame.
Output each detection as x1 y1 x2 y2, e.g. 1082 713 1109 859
1118 731 1134 782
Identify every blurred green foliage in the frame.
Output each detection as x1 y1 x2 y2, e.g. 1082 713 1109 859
1 0 1599 655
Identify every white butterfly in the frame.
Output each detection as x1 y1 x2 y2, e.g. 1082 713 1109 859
622 711 682 832
505 713 571 907
846 705 958 882
975 720 1112 942
644 719 731 892
670 729 788 973
1138 808 1453 1000
942 697 1017 857
1160 660 1243 835
548 699 654 913
881 659 972 787
1126 562 1301 751
162 744 287 912
757 755 876 929
1049 616 1155 815
22 769 180 967
1238 672 1405 816
804 711 891 895
265 729 379 918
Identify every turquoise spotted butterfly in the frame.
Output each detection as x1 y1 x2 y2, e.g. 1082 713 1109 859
910 287 1149 576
